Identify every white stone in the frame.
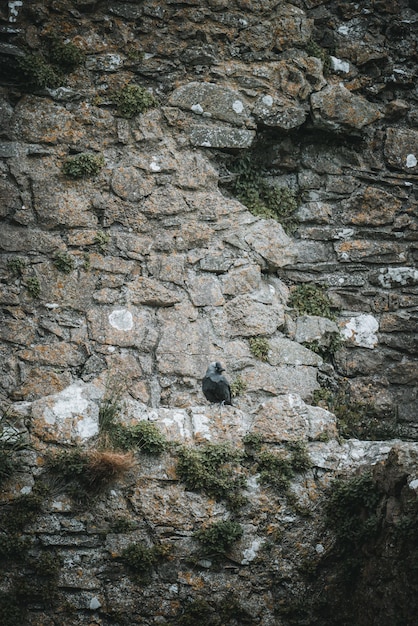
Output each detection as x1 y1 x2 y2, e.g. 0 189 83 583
76 415 99 439
8 1 23 22
262 95 273 107
150 159 161 172
315 543 325 554
191 412 211 440
409 478 418 491
191 103 204 114
378 266 418 287
241 538 263 564
330 56 350 73
340 314 379 349
51 384 89 421
406 153 417 168
89 597 101 610
108 308 134 331
232 99 244 114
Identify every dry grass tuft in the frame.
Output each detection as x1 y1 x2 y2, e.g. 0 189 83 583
86 450 135 489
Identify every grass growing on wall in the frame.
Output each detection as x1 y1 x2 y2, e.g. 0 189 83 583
44 448 134 503
176 442 247 510
226 154 299 234
288 283 336 319
98 383 167 454
193 520 243 556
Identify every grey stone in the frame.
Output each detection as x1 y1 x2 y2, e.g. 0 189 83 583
384 127 418 173
244 363 319 399
0 141 19 157
310 83 381 132
168 82 250 126
186 272 225 307
268 336 322 367
294 315 340 346
225 294 284 336
243 219 297 269
189 124 256 149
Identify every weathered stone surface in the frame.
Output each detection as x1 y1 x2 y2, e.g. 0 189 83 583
384 128 418 172
225 294 284 336
126 276 182 307
274 4 313 50
2 2 418 624
310 84 381 132
87 306 158 349
341 187 402 226
253 94 308 129
243 219 297 269
31 382 101 443
156 306 216 377
335 240 407 263
186 273 225 307
268 336 322 367
251 394 332 442
340 314 379 349
244 363 319 399
222 263 261 296
0 224 62 252
168 82 250 126
189 124 256 148
18 343 86 367
110 165 155 201
294 315 340 346
375 266 418 288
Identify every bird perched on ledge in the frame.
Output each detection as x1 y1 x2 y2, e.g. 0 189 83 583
202 361 233 406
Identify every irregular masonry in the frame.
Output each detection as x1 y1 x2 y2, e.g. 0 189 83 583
0 1 418 625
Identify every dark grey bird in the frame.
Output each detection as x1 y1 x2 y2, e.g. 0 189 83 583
202 361 233 406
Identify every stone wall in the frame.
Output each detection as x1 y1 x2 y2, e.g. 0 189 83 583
0 1 417 625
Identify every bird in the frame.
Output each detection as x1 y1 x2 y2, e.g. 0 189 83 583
202 361 233 406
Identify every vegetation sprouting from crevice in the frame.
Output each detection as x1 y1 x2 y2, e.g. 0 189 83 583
223 153 299 234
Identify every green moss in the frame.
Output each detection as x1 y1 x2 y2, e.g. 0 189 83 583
49 37 84 72
94 230 111 252
45 447 133 502
110 516 138 533
25 275 41 298
287 441 312 473
230 375 247 398
176 443 247 510
7 257 26 276
229 155 299 234
257 449 294 492
108 420 167 455
303 333 342 362
288 283 336 319
242 431 264 451
312 383 399 440
193 520 243 556
249 336 270 361
17 53 62 89
54 251 75 274
0 533 31 560
174 599 213 626
306 39 332 74
17 37 84 91
121 541 169 583
249 441 311 493
62 152 105 179
0 591 27 626
326 472 381 555
112 83 158 118
98 388 167 454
